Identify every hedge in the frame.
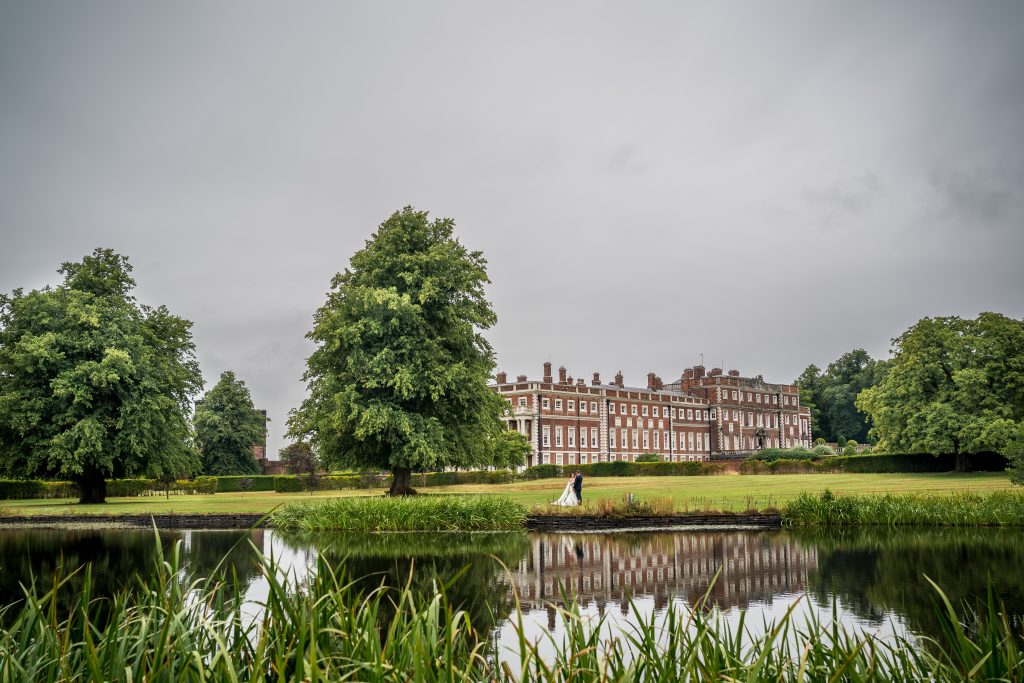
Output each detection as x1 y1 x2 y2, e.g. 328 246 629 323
738 452 1010 475
215 475 277 493
520 461 725 479
0 477 217 500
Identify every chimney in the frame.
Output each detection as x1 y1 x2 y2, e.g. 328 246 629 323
576 378 585 386
710 367 722 376
728 369 740 377
543 362 552 383
567 375 573 385
614 371 624 388
496 371 507 384
693 365 706 379
684 368 694 380
558 366 567 384
647 372 657 390
656 376 664 390
592 372 601 385
516 374 527 382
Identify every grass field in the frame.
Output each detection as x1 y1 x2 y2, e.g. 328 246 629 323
0 472 1013 516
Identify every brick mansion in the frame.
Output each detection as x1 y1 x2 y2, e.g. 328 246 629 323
492 362 812 467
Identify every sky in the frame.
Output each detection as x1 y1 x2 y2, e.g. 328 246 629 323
2 1 1022 456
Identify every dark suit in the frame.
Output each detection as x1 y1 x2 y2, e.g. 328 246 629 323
573 474 583 502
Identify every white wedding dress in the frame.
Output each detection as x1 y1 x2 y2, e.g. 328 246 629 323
553 479 579 506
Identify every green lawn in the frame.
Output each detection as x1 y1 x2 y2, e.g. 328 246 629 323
0 472 1014 517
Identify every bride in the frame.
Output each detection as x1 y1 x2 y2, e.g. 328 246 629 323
552 476 579 506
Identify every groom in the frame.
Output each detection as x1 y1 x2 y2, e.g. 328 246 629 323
572 470 583 503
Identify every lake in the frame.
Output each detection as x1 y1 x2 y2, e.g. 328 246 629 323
2 525 1022 657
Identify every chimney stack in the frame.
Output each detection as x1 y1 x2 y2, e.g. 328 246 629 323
576 378 585 386
693 365 706 379
516 374 527 382
592 372 601 385
728 369 740 377
684 368 694 380
710 367 722 376
558 366 567 384
614 371 624 388
543 362 553 383
647 372 657 390
496 371 507 384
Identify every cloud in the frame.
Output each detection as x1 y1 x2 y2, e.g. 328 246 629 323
929 165 1022 228
803 173 884 225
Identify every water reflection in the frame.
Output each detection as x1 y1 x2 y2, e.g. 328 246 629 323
1 525 1022 643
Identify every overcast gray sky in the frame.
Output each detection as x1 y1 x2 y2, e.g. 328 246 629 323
2 1 1022 456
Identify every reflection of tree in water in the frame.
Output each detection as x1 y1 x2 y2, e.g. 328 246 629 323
793 527 1024 639
182 529 265 587
0 528 264 624
277 531 529 636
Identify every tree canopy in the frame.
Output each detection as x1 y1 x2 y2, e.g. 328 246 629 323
288 207 509 494
194 371 265 476
795 349 880 443
856 313 1024 470
0 249 202 503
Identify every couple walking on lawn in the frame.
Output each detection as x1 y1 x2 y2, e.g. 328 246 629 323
553 471 583 506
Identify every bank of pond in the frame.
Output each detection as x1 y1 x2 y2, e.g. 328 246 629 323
1 525 1022 680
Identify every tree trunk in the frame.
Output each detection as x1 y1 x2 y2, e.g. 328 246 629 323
78 472 107 504
955 452 971 473
388 467 417 496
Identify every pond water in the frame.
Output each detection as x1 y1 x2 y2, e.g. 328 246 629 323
1 525 1022 656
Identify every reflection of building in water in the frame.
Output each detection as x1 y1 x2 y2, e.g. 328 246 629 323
504 532 817 619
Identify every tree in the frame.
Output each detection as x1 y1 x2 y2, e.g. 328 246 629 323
0 249 202 503
288 207 508 495
280 442 320 494
856 313 1024 472
795 350 880 443
489 430 530 470
194 371 265 476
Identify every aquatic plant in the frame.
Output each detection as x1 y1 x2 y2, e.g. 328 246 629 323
783 489 1024 526
269 494 527 531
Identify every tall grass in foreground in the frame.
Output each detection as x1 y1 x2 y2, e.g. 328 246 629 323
2 538 1023 681
784 489 1024 526
270 494 527 531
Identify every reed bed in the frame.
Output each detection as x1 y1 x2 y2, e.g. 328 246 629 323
1 538 1023 681
784 489 1024 526
269 494 527 531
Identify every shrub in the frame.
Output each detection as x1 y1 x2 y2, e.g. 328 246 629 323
594 494 676 517
522 464 559 480
813 444 835 455
784 489 1024 526
751 448 816 462
636 453 662 463
216 475 277 493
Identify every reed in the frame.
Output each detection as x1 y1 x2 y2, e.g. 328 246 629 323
1 536 1022 681
783 489 1024 526
269 494 528 531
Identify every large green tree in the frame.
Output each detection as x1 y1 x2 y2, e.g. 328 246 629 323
795 349 880 443
288 207 509 495
856 313 1024 471
194 371 265 476
0 249 202 503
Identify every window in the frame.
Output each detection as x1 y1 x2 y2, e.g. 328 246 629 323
642 431 649 449
609 431 616 448
555 427 563 447
627 417 633 428
710 409 716 419
568 400 575 411
631 404 638 416
653 431 659 449
671 432 678 449
697 433 703 451
703 410 709 420
581 429 588 447
740 435 746 449
746 392 752 401
590 401 597 412
542 426 550 446
621 429 628 448
687 409 693 420
773 395 778 404
688 432 695 451
556 453 563 465
658 420 663 429
542 398 550 409
554 399 562 410
671 408 677 418
653 406 660 417
757 414 763 427
642 405 649 416
631 431 639 449
756 394 761 403
732 391 738 400
609 402 616 414
748 411 753 425
590 428 597 447
517 397 526 407
615 416 622 427
663 431 670 448
569 428 576 447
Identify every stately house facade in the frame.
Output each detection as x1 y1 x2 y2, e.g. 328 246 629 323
492 362 811 467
